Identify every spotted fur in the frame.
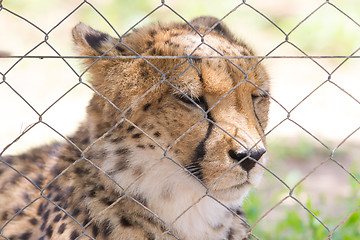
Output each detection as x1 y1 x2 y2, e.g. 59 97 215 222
0 16 270 240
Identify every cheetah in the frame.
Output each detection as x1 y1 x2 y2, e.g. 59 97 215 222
0 16 270 240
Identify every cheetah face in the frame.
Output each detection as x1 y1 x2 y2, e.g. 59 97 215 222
163 54 270 202
72 17 270 204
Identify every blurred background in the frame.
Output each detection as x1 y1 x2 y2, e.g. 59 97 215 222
0 0 359 239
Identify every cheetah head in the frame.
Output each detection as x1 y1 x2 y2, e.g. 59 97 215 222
72 16 270 206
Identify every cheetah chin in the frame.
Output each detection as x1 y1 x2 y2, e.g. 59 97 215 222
0 16 270 240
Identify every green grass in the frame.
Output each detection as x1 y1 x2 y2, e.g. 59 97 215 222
243 141 360 240
244 175 360 239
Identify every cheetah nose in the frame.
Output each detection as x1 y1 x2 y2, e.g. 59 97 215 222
228 148 266 172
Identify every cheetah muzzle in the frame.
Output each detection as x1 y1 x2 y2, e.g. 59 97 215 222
0 16 270 240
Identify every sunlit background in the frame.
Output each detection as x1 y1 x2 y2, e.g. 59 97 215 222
1 0 359 239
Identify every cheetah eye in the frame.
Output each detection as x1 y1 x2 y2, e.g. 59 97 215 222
175 94 197 105
174 94 208 110
251 92 269 102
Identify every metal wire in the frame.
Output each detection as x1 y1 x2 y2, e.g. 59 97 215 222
0 0 359 239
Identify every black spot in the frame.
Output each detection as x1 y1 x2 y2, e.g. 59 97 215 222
34 174 44 187
133 193 148 207
120 216 132 227
103 219 113 237
105 132 113 139
96 133 104 139
139 61 147 67
85 33 108 52
53 194 63 202
80 194 87 201
116 45 126 53
149 30 157 37
43 200 50 209
147 233 156 240
88 186 96 197
114 159 129 172
70 230 79 240
143 103 151 111
226 227 234 240
62 205 69 215
146 40 154 48
116 148 129 156
92 224 99 237
101 197 114 206
65 186 75 195
71 208 81 217
46 225 53 238
160 26 170 31
29 217 38 225
241 50 249 56
148 144 155 149
149 48 156 55
83 217 91 226
4 156 14 164
40 222 46 231
89 190 96 198
51 165 63 175
81 137 90 145
97 185 106 192
53 213 62 222
58 223 66 234
13 207 24 216
74 167 90 176
42 209 50 222
193 57 202 64
132 133 142 139
157 49 164 56
19 232 32 240
10 174 21 184
214 23 226 34
53 206 61 212
133 167 144 176
111 136 125 143
127 126 135 132
52 185 61 192
236 209 245 216
140 69 149 78
137 144 146 149
37 203 44 216
44 192 53 200
153 131 161 137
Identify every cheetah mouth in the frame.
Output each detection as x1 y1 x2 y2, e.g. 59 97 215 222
225 179 252 190
210 166 265 194
209 172 250 191
210 181 252 202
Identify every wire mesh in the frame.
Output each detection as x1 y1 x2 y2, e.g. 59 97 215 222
0 0 359 239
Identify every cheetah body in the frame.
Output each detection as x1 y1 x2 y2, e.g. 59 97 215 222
0 17 270 240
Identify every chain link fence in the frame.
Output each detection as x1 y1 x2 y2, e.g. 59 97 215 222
1 0 360 239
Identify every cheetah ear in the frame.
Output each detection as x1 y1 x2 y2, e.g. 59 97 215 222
190 16 235 41
72 23 120 56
